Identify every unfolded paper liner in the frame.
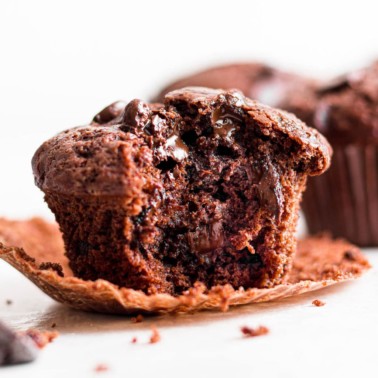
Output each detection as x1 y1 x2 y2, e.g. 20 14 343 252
0 218 371 315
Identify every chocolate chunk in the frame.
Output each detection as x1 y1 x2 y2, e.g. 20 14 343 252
211 107 241 143
120 99 151 133
157 133 189 162
93 101 127 124
0 322 38 366
257 161 284 220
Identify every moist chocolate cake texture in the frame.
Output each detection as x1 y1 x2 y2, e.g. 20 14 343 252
32 87 331 295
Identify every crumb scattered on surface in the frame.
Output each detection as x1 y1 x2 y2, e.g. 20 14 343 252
5 299 12 305
149 326 161 344
131 337 138 344
51 323 57 328
312 299 326 307
241 325 269 338
95 364 109 372
24 329 59 349
131 314 144 323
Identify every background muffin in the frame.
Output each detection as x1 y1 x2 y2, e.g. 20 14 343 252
301 62 378 246
153 63 318 127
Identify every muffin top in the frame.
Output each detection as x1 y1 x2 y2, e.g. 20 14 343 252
314 61 378 144
32 87 331 197
153 63 318 123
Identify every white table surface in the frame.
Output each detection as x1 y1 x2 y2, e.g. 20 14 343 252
0 249 376 378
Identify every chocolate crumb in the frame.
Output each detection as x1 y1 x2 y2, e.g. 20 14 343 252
131 337 138 344
24 329 59 349
5 299 12 305
241 325 269 338
131 314 144 323
312 299 326 307
149 326 161 344
95 364 109 372
39 262 64 277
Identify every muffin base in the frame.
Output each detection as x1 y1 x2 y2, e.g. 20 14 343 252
0 218 370 315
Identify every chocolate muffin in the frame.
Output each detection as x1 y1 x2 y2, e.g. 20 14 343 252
154 63 318 125
301 62 378 246
32 87 331 295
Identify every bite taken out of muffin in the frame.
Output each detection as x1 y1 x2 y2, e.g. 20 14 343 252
32 87 331 295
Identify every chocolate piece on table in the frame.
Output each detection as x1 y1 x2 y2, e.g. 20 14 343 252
0 322 38 366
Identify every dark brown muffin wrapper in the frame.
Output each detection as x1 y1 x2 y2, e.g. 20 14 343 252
303 144 378 246
0 218 370 315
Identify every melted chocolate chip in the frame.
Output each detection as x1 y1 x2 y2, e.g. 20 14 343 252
93 101 127 124
212 106 243 125
150 114 166 135
165 134 189 161
213 123 236 142
212 107 242 142
157 133 189 163
257 162 284 220
188 221 224 254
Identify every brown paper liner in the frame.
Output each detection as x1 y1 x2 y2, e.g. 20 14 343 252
303 144 378 246
0 218 370 315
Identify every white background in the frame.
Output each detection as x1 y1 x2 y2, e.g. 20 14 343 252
1 1 378 377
